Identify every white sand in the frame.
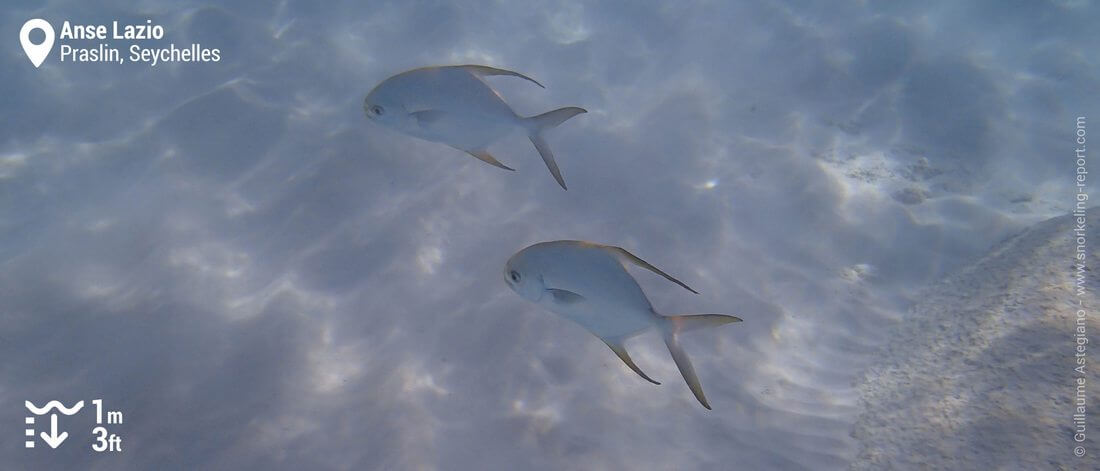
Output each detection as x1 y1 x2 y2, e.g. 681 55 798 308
854 207 1100 469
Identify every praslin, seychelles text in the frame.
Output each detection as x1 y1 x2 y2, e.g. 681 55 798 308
57 20 220 66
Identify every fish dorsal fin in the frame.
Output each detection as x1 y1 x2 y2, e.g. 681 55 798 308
547 288 584 304
604 246 699 294
602 338 660 385
459 65 545 89
466 149 515 171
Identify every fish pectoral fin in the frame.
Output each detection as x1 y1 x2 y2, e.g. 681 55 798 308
603 338 660 385
459 65 545 88
606 246 699 294
410 109 448 127
547 288 584 304
466 150 514 171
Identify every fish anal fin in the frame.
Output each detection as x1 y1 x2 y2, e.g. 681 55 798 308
607 246 699 294
603 338 660 385
459 65 545 88
466 149 514 171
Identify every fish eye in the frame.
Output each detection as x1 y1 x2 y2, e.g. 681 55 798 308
509 270 521 283
370 105 385 116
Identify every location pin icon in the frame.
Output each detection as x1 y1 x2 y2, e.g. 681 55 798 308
20 19 55 68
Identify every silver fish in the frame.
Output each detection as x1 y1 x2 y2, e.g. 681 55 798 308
504 240 741 409
364 65 586 190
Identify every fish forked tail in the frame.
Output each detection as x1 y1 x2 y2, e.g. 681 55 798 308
524 107 587 190
660 313 741 410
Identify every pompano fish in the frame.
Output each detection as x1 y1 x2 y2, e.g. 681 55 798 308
504 240 741 409
364 65 586 190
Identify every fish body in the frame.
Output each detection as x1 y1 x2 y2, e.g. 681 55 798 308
508 241 656 338
366 67 517 148
504 240 741 409
364 65 585 189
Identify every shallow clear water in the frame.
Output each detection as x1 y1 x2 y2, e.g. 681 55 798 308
1 1 1097 469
